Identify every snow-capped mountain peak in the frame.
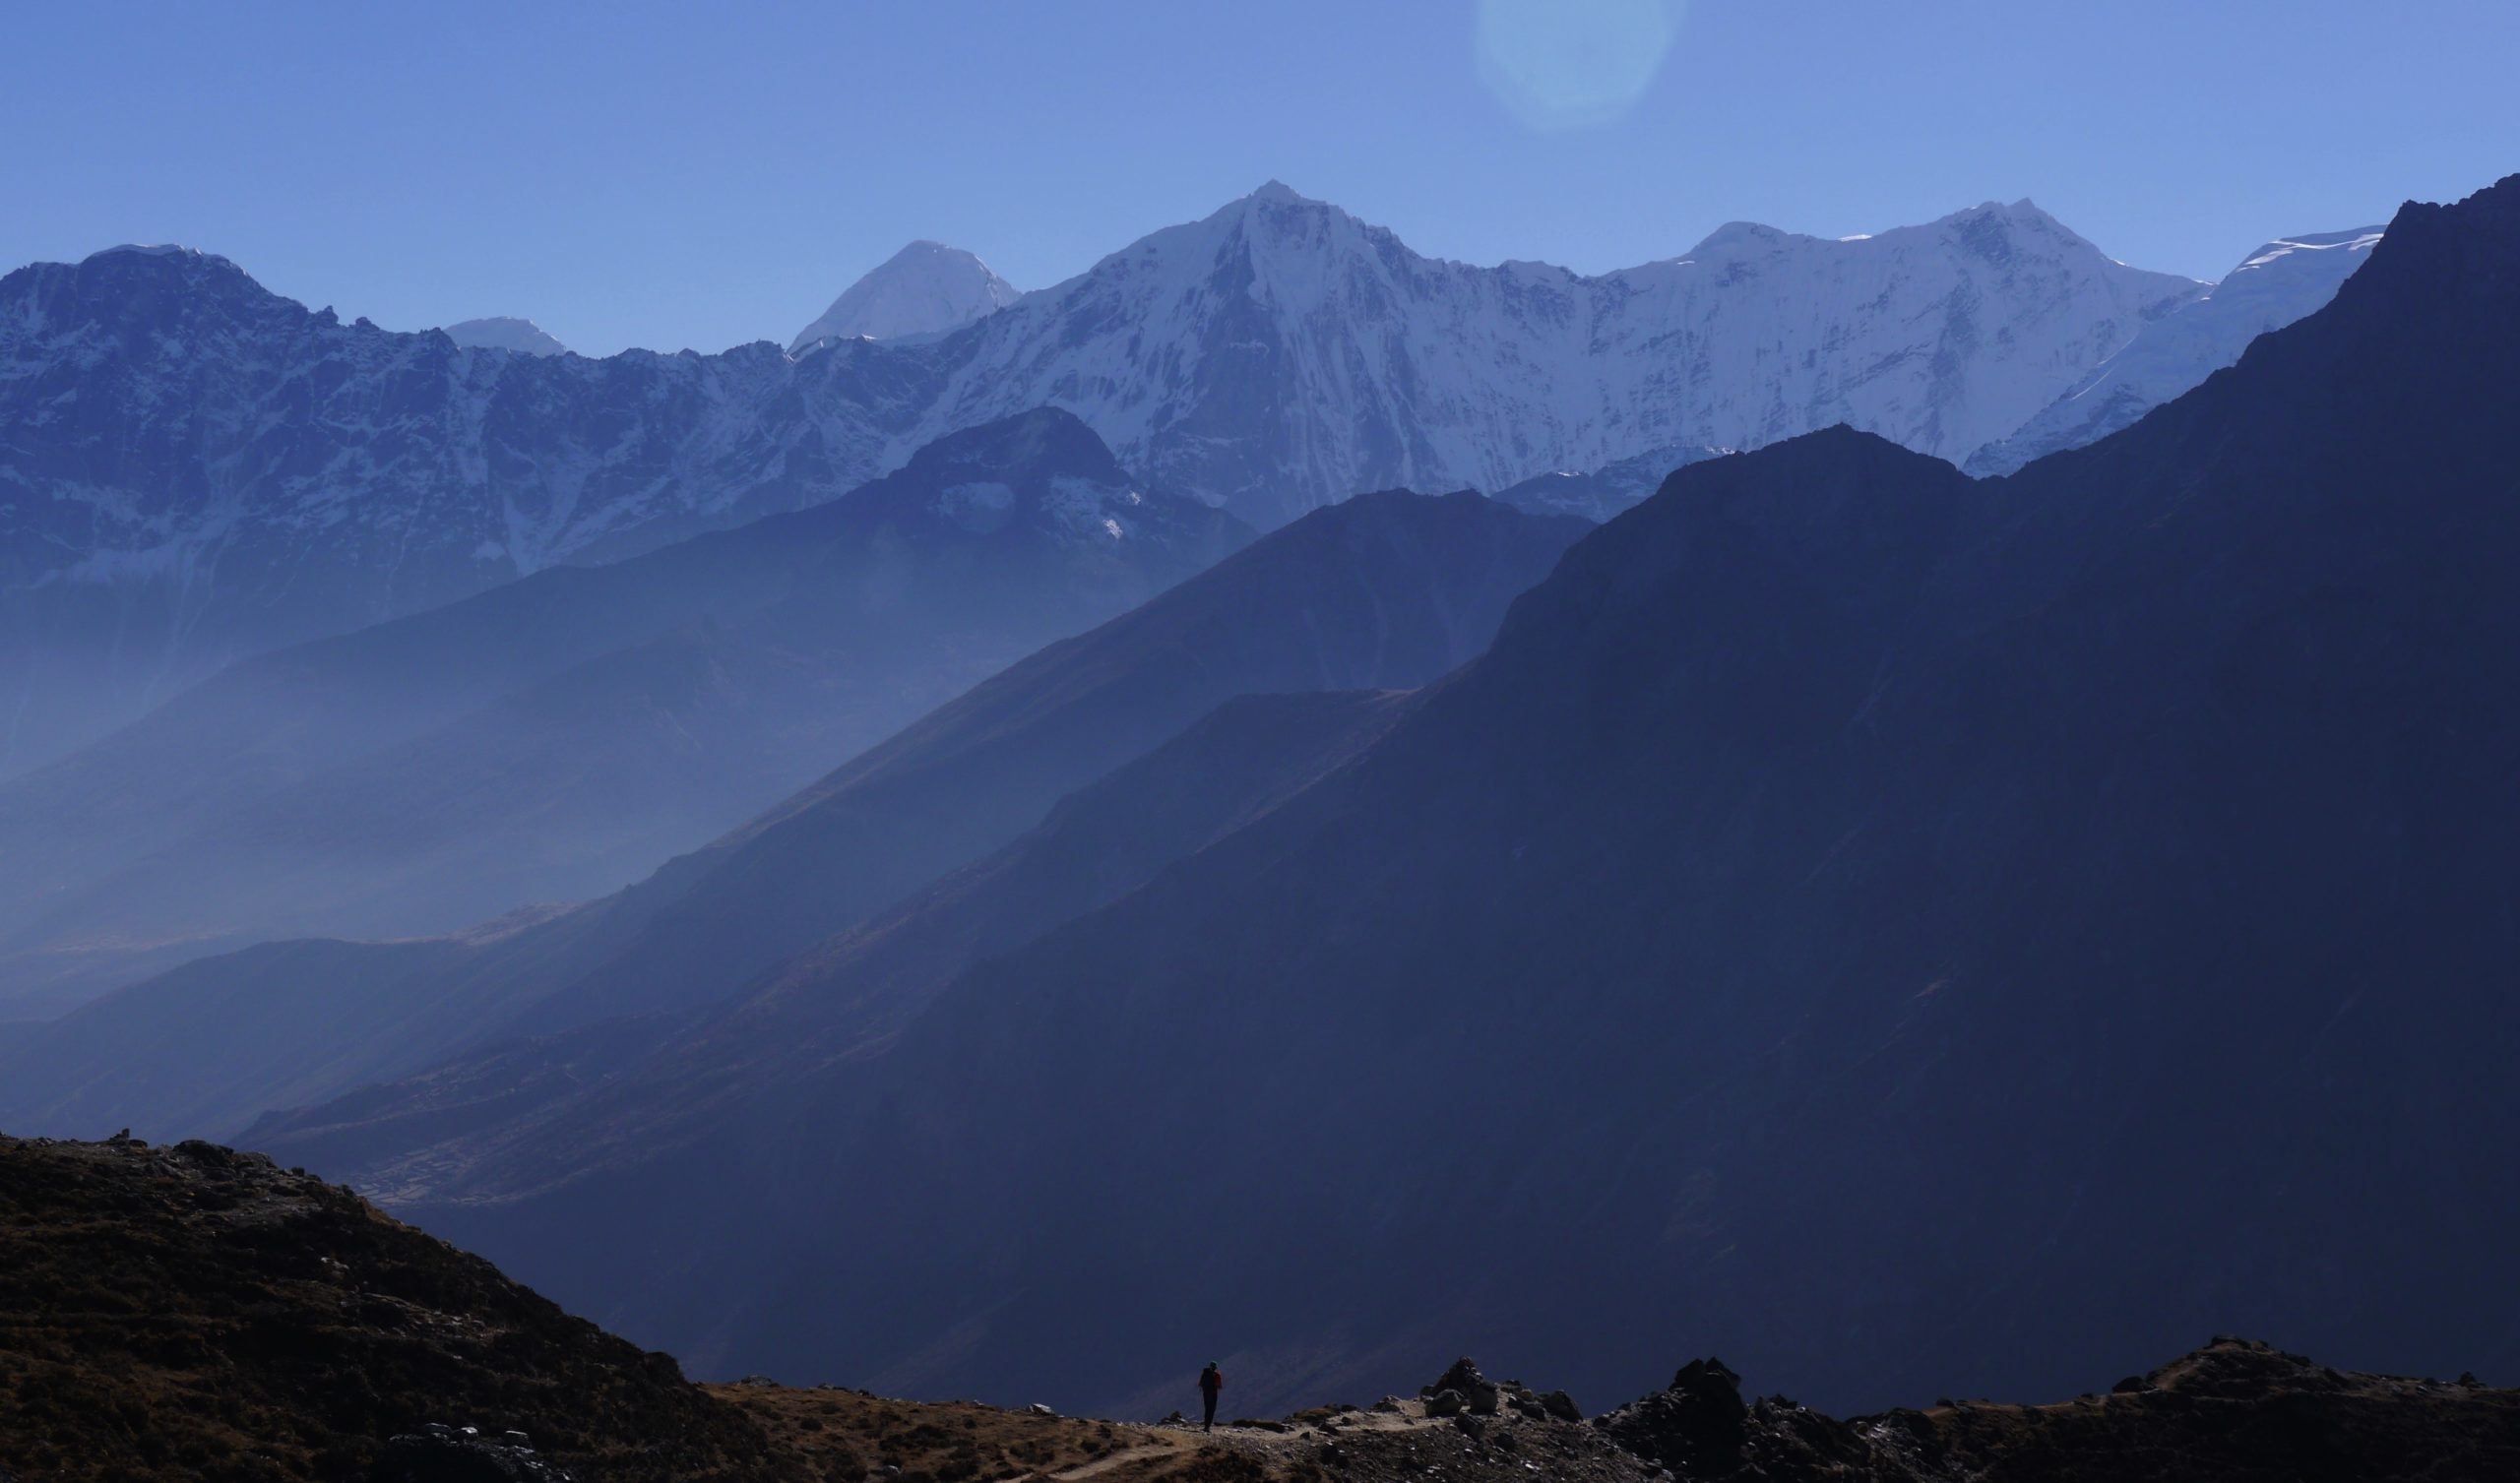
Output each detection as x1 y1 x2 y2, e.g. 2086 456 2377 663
1969 222 2386 474
442 316 568 356
907 190 2202 525
93 242 240 267
788 240 1019 351
1 189 2272 769
1681 219 1796 259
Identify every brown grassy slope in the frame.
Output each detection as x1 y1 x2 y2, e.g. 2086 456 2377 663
0 1134 788 1482
0 1132 1311 1483
708 1385 1282 1483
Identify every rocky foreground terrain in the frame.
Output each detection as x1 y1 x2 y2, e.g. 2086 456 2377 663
2 1135 2514 1482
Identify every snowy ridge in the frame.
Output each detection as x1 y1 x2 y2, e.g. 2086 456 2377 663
2 190 2222 767
1970 225 2385 474
909 186 2204 526
789 240 1020 349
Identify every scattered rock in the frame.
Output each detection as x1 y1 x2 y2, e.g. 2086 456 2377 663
1028 1402 1057 1417
373 1431 572 1481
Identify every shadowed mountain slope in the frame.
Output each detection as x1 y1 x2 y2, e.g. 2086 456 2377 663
0 492 1584 1142
519 487 1590 1031
254 687 1418 1200
363 174 2520 1419
0 407 1243 1010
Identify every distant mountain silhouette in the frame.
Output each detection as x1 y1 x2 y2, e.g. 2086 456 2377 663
256 686 1418 1197
0 490 1583 1141
0 407 1242 1015
317 173 2520 1418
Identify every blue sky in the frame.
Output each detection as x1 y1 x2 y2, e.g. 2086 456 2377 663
4 0 2512 357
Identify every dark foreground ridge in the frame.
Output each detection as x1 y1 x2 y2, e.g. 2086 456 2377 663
5 1137 2518 1482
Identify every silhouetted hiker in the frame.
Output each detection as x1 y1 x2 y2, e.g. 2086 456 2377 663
1199 1361 1223 1431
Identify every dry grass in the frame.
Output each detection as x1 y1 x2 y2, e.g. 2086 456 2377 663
713 1384 1283 1482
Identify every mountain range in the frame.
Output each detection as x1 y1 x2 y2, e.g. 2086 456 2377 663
0 483 1582 1129
0 186 2211 773
164 170 2520 1423
0 408 1242 1014
0 166 2489 1439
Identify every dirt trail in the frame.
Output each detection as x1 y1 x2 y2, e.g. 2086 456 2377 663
1046 1438 1193 1479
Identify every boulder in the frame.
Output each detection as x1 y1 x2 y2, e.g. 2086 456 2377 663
1426 1389 1467 1418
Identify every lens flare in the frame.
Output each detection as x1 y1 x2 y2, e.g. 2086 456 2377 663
1476 0 1687 131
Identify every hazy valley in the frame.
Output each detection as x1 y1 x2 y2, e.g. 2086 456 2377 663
1 35 2513 1471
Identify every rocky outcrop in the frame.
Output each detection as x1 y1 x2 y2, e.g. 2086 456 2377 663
1592 1358 1877 1480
